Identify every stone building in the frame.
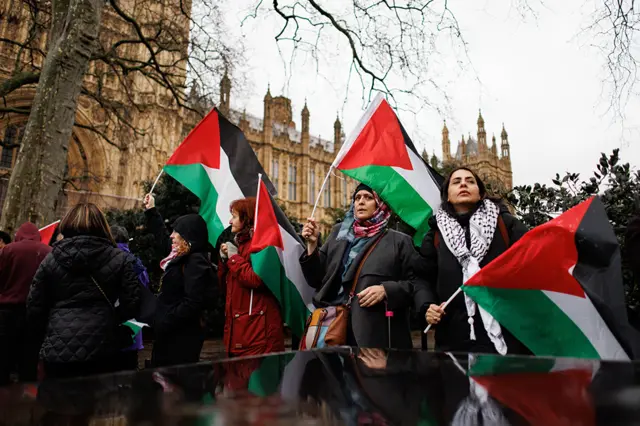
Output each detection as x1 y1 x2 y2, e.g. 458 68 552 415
216 74 356 227
0 2 353 227
0 1 191 217
442 111 513 191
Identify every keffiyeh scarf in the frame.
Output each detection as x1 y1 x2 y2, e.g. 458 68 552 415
435 199 507 355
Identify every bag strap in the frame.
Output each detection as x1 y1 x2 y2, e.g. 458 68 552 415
90 275 116 312
347 230 386 306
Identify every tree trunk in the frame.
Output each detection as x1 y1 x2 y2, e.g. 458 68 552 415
0 0 105 232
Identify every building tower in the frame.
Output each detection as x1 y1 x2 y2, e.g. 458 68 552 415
219 70 231 116
477 109 486 153
442 120 451 162
501 123 510 159
334 114 342 151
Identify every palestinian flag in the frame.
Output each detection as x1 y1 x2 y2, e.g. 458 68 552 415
163 108 276 246
463 196 638 360
333 94 443 245
250 179 314 338
468 354 597 426
39 220 60 245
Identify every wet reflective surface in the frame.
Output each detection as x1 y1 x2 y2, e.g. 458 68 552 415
1 348 639 425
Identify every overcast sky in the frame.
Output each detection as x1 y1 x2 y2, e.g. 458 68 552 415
221 1 640 187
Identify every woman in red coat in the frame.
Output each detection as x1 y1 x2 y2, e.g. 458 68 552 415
218 197 285 357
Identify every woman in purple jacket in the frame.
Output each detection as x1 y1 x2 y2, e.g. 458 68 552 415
112 225 150 370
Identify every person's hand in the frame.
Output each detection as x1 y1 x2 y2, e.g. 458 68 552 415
426 303 445 325
358 348 387 370
220 243 228 257
144 193 155 210
301 217 319 255
357 285 386 308
226 242 238 257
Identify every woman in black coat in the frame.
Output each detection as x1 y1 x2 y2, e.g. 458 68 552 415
143 194 215 367
300 183 423 349
27 203 141 379
417 167 530 355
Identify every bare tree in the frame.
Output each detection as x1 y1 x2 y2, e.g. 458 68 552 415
0 0 239 230
242 0 468 115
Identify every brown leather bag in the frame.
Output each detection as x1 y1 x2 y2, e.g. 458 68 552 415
300 231 386 349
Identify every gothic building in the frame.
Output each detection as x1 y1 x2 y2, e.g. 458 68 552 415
214 73 356 227
442 111 513 190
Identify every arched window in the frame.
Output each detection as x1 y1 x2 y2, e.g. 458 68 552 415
0 124 24 169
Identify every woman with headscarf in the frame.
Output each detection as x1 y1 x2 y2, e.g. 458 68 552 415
300 183 422 349
416 166 530 354
143 194 216 367
218 197 285 357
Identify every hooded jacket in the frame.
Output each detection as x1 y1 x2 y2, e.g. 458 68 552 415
145 208 215 366
27 236 140 363
0 223 51 305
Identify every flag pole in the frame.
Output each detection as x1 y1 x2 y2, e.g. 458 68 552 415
423 287 462 334
249 173 262 316
149 169 164 196
310 166 334 219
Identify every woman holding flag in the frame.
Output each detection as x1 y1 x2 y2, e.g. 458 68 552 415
143 194 215 366
418 167 530 354
218 197 285 357
300 183 423 349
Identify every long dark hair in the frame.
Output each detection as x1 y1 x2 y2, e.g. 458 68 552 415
440 166 496 216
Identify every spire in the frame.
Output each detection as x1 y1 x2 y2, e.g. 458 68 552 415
301 100 310 134
264 83 272 101
477 109 484 127
219 69 231 115
442 120 449 136
501 122 508 139
441 120 451 162
491 134 498 156
500 123 510 159
333 113 342 148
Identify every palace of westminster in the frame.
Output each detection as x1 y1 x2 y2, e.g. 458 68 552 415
0 2 512 227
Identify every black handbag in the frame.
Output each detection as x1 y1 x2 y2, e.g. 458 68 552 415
90 275 135 350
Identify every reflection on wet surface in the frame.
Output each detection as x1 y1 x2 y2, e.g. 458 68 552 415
1 348 639 425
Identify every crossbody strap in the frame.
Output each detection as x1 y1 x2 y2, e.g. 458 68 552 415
90 275 116 312
347 230 386 306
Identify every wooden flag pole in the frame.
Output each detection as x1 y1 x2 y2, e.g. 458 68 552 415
310 166 334 219
149 169 164 196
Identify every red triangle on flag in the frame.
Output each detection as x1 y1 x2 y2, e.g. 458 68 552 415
465 198 595 298
166 108 221 169
336 100 413 171
39 220 60 245
250 180 284 253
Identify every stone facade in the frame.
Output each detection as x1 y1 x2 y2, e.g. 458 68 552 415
0 1 191 215
442 111 513 191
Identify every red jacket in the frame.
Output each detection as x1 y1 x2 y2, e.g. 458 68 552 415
0 223 52 305
218 239 284 357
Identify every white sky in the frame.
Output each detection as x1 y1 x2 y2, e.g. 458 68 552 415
221 1 640 186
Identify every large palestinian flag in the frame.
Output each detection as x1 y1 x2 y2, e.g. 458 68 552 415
163 108 313 337
467 354 597 426
333 94 442 245
163 108 276 246
249 179 314 337
463 197 638 360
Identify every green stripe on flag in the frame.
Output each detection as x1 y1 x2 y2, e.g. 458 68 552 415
469 354 555 377
463 286 600 358
248 353 295 397
341 165 434 245
251 246 310 338
164 163 226 245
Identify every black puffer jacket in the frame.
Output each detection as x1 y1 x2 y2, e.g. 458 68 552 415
27 236 140 363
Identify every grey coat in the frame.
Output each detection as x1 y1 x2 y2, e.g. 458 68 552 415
300 225 423 349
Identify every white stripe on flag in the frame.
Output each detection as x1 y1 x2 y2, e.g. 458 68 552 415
202 148 245 230
543 290 628 360
394 148 441 211
278 225 316 311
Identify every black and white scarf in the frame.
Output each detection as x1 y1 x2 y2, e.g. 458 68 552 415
436 199 507 355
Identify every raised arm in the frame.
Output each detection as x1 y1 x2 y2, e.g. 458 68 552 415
143 194 172 255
